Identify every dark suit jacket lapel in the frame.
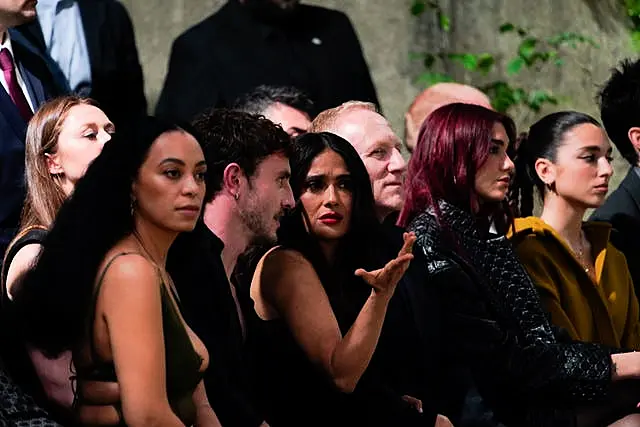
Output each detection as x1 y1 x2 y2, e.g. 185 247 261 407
78 0 104 72
16 21 45 50
620 168 640 216
0 87 26 140
10 30 47 108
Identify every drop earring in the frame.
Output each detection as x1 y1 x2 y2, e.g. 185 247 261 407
130 197 137 216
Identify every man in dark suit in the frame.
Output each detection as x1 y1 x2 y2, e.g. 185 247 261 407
591 58 640 295
18 0 147 129
155 0 379 123
0 2 64 260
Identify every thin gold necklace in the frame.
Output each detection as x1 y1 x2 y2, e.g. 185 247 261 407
132 230 161 267
569 232 595 278
132 230 182 299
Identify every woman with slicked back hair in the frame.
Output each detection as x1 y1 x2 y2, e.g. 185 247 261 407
401 103 640 427
509 111 640 351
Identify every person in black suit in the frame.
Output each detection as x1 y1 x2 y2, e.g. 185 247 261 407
0 3 64 261
18 0 147 130
167 109 295 427
155 0 379 123
591 59 640 296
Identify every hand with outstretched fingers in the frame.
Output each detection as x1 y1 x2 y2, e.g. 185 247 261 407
354 232 416 297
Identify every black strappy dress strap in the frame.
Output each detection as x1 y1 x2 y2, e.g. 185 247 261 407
86 252 145 368
1 225 47 307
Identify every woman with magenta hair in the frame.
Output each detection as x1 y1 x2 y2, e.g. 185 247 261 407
399 102 640 427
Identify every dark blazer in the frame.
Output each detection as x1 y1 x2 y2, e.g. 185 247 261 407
155 0 379 123
0 29 62 260
591 168 640 297
19 0 147 129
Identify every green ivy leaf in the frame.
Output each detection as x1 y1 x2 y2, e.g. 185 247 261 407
477 53 495 73
518 38 538 62
482 81 518 113
526 90 557 112
632 30 640 51
499 23 515 33
554 58 564 67
626 0 640 17
416 72 454 87
511 88 526 103
439 12 451 31
410 1 426 16
448 53 478 71
507 57 525 75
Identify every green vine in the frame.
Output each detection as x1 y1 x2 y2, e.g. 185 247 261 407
623 0 640 49
410 1 599 114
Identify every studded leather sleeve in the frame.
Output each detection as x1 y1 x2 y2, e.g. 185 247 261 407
426 256 612 403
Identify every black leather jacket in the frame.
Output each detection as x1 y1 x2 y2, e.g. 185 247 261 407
408 202 615 427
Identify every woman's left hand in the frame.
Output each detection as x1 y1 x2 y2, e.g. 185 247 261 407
355 232 416 297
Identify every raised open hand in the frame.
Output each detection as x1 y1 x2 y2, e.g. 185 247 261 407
354 232 416 297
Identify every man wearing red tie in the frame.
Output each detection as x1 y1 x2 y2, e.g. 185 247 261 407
0 0 64 262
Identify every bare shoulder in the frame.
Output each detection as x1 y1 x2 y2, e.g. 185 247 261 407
98 252 161 301
5 243 42 299
261 247 315 282
263 247 312 269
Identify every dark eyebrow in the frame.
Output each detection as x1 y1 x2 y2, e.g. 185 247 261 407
305 173 325 180
196 160 207 167
278 170 291 179
491 138 506 146
160 158 186 166
579 145 610 154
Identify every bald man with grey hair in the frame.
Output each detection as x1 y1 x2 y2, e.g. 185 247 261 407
405 83 492 153
311 101 406 222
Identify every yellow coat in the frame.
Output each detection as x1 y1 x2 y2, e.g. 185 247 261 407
509 216 640 350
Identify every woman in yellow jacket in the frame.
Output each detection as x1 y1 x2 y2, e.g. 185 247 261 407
509 110 640 350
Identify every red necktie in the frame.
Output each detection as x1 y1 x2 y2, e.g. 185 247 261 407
0 48 33 122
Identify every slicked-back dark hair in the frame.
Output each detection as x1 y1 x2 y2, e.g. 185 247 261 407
192 108 293 202
510 111 602 217
599 58 640 166
232 84 314 117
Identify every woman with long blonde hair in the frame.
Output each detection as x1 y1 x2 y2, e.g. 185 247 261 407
1 95 115 424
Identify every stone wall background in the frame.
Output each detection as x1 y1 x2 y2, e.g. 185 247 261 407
120 0 637 188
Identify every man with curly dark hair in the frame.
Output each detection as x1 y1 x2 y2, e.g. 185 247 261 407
168 109 295 427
